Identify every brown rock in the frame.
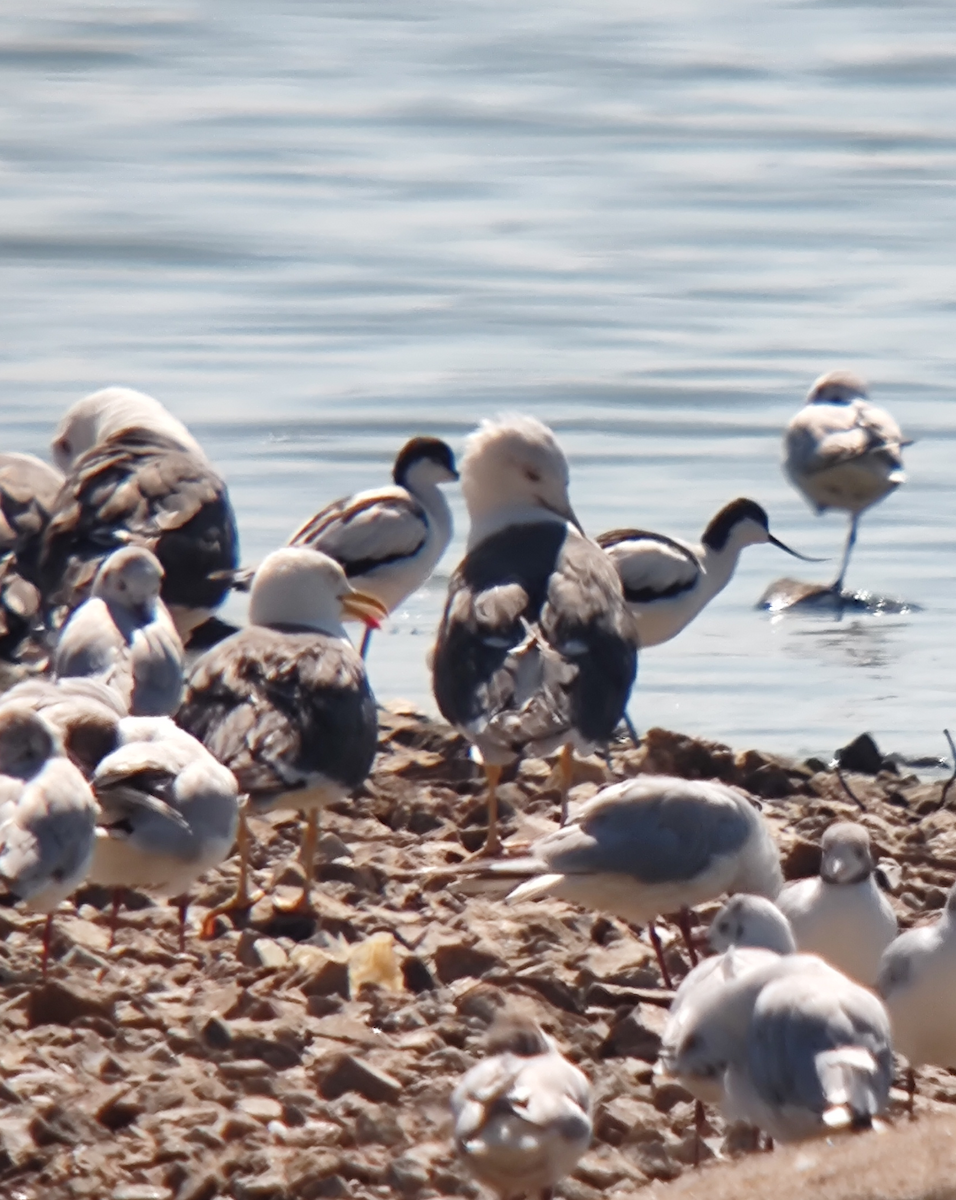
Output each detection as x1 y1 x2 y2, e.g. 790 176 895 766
27 979 116 1028
316 1054 403 1104
432 940 503 984
237 1096 284 1124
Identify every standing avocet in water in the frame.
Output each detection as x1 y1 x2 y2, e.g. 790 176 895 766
784 371 907 593
597 498 816 648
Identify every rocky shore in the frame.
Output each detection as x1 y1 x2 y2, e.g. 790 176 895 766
0 704 954 1200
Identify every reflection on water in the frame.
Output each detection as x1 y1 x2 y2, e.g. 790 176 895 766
1 0 955 760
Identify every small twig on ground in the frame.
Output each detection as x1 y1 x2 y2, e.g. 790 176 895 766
836 768 865 809
939 730 956 808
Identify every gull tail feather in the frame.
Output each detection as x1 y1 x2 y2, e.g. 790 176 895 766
817 1046 882 1129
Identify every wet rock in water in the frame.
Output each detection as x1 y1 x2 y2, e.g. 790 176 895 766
835 732 884 775
758 576 919 615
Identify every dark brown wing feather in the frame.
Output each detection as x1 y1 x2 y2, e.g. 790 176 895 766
176 626 378 801
38 429 239 620
432 522 637 756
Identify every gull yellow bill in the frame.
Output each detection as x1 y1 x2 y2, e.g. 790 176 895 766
341 589 390 628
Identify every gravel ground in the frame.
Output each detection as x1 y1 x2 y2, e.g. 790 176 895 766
0 703 954 1200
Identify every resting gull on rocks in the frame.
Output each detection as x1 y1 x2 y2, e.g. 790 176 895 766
54 546 185 717
451 1012 592 1200
777 821 897 987
432 415 637 854
0 705 99 974
39 386 238 638
87 716 239 949
0 676 124 777
666 952 893 1143
456 774 782 987
177 547 384 929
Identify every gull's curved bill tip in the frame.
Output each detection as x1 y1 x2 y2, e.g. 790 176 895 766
342 590 390 628
768 533 829 562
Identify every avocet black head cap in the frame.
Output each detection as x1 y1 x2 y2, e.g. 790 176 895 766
807 370 869 406
701 498 770 551
392 437 458 487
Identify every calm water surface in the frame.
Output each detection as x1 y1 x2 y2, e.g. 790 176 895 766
1 0 955 761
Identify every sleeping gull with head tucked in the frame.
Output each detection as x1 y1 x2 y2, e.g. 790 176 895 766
777 821 897 986
39 386 238 638
431 415 637 854
451 1012 592 1200
177 547 384 928
0 705 99 974
54 545 185 717
0 676 124 778
456 774 782 987
87 716 239 949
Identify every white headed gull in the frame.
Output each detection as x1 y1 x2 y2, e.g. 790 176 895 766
178 547 384 926
451 1012 592 1200
54 545 185 717
432 415 637 852
777 821 897 986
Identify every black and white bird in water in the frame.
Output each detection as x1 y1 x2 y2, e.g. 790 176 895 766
784 371 908 595
177 547 384 929
39 387 239 640
0 705 99 974
54 546 185 717
597 498 817 650
288 437 458 658
432 415 637 855
451 1012 592 1200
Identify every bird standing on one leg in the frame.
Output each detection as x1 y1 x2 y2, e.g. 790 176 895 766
431 415 637 855
783 371 907 595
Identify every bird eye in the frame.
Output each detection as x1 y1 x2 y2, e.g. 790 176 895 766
525 469 542 483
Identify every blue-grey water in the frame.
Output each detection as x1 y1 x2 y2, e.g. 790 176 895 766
1 1 954 763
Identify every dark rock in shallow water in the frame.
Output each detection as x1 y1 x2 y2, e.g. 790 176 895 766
835 732 884 775
758 576 919 615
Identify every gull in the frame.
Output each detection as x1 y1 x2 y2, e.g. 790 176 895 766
0 705 99 974
668 952 893 1143
287 436 458 657
87 716 239 949
432 415 637 854
54 546 185 717
463 774 782 987
777 822 897 987
784 371 907 593
659 894 795 1105
0 452 64 661
451 1012 592 1200
177 547 385 927
39 386 239 638
597 498 819 649
877 882 956 1081
0 676 125 777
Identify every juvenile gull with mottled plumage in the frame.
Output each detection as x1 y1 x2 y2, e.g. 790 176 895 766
54 546 185 717
177 547 385 926
39 386 239 638
432 415 637 854
784 370 907 593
